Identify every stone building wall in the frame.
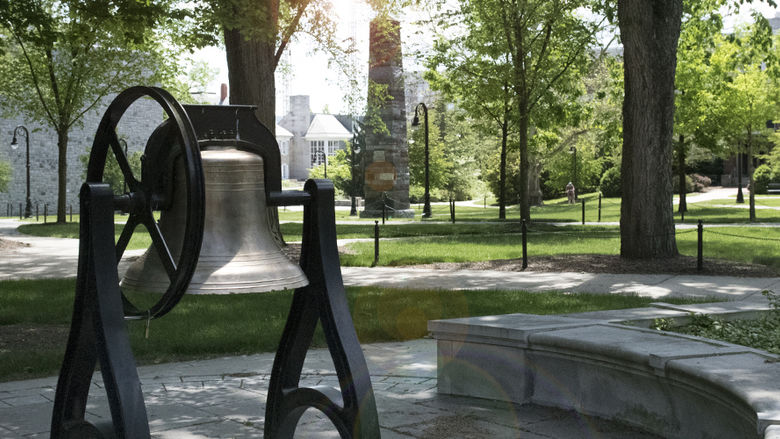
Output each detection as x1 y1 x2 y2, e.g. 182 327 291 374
0 96 162 215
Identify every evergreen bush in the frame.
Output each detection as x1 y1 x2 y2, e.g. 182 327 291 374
599 167 621 197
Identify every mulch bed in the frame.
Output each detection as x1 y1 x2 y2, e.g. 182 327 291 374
406 254 778 278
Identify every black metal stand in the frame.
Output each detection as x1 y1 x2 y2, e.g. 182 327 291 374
265 179 380 438
50 90 379 439
51 184 150 438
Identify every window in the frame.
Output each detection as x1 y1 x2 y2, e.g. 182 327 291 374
280 140 289 156
327 140 340 156
282 163 289 179
310 140 325 166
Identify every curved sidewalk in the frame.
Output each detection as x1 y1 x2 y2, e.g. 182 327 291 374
1 218 778 301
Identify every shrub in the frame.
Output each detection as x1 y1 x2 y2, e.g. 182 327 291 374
599 167 621 197
672 174 694 194
690 173 711 190
753 164 772 194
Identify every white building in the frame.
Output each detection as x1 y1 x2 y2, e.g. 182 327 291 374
277 95 353 180
275 124 293 179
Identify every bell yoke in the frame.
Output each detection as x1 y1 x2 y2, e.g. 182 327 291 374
50 86 380 438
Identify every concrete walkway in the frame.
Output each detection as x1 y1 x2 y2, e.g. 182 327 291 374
2 218 778 302
1 217 777 438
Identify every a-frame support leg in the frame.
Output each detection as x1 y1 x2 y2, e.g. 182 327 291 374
51 183 150 438
265 179 380 438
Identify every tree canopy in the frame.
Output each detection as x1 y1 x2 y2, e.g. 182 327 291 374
0 0 184 223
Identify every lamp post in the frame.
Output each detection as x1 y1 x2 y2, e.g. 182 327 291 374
412 103 431 218
569 146 578 201
10 125 32 218
350 125 359 216
736 144 744 204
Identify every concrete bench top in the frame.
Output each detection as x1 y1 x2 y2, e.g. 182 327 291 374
430 309 780 439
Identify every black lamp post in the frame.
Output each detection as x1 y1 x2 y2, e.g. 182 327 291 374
736 144 744 204
412 103 431 218
10 125 32 218
350 125 359 216
569 146 578 201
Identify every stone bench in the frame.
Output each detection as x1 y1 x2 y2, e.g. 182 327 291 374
429 313 780 439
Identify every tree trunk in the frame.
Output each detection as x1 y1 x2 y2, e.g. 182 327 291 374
518 111 530 221
618 0 681 258
677 134 686 213
499 119 508 220
223 27 277 133
224 18 282 244
56 130 68 224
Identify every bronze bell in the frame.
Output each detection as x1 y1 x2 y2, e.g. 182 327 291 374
122 147 308 294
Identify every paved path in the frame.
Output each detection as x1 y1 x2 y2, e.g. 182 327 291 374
0 215 777 438
2 219 778 302
0 340 664 439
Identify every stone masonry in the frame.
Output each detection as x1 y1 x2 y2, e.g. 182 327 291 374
0 97 162 216
361 18 413 218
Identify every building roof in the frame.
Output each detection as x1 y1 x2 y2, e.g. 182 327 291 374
275 124 293 139
304 114 352 141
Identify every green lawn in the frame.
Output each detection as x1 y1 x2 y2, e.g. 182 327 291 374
342 225 780 271
675 199 780 223
0 278 718 382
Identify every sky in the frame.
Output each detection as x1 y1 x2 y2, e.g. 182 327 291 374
194 1 780 117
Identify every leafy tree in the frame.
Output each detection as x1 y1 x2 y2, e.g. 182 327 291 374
708 18 777 221
0 0 178 223
606 0 776 259
673 3 724 213
308 148 353 196
190 0 344 130
426 0 600 221
308 134 364 205
425 17 516 217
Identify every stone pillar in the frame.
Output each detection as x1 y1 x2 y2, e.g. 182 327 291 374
361 18 414 218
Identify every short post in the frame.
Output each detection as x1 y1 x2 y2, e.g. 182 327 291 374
6 203 9 217
581 199 585 225
381 203 386 225
372 220 379 267
19 203 22 220
484 195 487 209
449 197 455 223
69 204 73 222
598 193 602 222
44 203 48 224
697 220 703 272
522 219 528 269
36 203 39 222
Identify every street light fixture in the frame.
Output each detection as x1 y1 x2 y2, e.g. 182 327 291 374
412 102 431 218
10 125 32 218
569 146 578 201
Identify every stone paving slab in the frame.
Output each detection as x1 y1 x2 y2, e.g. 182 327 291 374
0 339 665 438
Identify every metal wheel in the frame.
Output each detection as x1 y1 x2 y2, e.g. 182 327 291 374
86 86 205 320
